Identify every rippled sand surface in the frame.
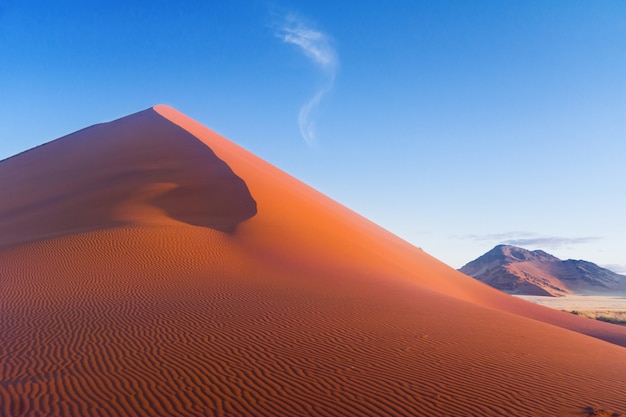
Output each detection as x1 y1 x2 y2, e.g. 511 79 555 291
2 105 626 417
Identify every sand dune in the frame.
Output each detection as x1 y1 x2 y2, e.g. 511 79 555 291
1 106 625 416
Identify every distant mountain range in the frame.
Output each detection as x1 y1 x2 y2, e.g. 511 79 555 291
458 245 626 297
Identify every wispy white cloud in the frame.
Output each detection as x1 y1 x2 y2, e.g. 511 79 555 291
275 13 337 145
278 15 337 71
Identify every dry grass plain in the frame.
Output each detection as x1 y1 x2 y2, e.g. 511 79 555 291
516 295 626 326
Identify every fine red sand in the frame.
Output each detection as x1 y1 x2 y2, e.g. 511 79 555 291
1 105 625 417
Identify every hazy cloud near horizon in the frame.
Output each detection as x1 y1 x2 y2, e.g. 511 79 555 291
500 236 601 248
601 264 626 275
460 232 602 249
274 13 337 145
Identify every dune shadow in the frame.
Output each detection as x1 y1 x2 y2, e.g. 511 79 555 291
0 107 257 248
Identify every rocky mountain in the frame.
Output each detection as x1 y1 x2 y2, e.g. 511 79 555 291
458 245 626 296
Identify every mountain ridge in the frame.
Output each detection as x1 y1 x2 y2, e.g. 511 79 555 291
459 244 626 296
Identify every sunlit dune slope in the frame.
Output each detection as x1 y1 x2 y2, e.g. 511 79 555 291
155 104 626 347
1 106 625 417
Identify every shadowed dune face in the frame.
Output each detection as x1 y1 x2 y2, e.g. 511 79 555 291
0 108 256 247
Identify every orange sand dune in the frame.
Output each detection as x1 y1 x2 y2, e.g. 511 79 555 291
1 106 625 417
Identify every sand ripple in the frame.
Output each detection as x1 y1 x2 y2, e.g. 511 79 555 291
2 105 626 416
2 226 626 416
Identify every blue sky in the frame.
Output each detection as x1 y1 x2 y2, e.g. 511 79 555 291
1 0 625 271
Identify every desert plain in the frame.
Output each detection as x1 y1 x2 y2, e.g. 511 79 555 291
1 105 626 416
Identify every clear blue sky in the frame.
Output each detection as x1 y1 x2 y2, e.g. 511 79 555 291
2 0 625 272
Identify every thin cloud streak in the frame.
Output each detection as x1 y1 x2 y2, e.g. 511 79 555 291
275 13 337 144
501 236 601 248
298 87 329 146
459 232 602 249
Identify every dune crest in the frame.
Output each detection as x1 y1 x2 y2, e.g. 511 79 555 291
0 107 256 248
1 105 625 416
